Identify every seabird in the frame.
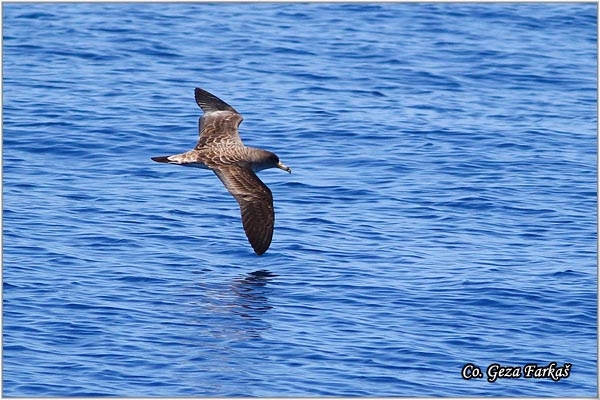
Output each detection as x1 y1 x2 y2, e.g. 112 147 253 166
152 88 291 256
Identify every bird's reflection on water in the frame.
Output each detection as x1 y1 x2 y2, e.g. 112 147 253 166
230 269 278 317
195 269 278 341
230 270 277 319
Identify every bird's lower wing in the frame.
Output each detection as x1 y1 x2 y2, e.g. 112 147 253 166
212 165 275 255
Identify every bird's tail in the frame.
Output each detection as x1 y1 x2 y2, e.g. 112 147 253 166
151 156 172 163
151 154 206 169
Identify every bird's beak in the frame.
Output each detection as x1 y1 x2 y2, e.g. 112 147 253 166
277 161 292 173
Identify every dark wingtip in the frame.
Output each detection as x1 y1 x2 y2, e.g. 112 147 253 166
194 87 237 113
250 237 271 255
253 246 267 256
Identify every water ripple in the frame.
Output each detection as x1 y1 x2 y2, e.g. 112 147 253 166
3 2 596 397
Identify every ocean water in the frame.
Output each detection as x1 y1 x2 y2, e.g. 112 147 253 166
2 2 597 397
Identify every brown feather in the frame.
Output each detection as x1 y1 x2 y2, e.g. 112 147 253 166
151 88 289 255
194 88 244 149
212 166 274 255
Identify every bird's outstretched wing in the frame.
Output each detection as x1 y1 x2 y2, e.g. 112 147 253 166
212 165 275 255
194 88 244 149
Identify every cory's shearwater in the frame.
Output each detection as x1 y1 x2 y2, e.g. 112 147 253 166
152 88 291 255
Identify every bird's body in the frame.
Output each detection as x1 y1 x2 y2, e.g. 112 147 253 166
152 88 291 255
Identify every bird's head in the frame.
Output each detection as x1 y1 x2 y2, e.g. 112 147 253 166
252 150 292 173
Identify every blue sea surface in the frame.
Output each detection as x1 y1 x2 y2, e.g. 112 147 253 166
2 2 597 397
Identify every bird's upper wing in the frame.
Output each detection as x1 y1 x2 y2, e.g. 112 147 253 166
212 165 275 255
194 88 244 149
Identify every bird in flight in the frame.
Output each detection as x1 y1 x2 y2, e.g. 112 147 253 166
152 88 291 255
